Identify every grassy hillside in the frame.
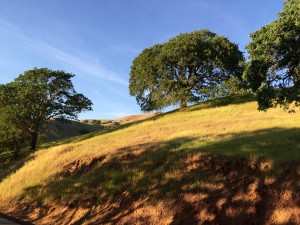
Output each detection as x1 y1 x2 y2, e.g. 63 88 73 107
38 113 159 145
0 95 299 224
44 120 103 142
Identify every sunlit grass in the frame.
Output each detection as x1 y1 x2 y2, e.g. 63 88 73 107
0 95 300 206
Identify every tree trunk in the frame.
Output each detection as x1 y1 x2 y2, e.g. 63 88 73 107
30 132 38 151
12 147 20 160
180 100 187 109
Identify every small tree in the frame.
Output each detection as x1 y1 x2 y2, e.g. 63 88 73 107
244 0 300 110
0 68 93 153
129 30 244 111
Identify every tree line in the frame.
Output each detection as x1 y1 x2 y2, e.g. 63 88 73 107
1 0 299 158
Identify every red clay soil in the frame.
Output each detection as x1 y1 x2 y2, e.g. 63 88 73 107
1 155 299 225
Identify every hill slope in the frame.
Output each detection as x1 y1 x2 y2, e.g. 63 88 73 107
0 96 299 225
40 112 159 144
44 120 103 142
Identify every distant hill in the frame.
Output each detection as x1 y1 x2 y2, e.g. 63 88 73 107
44 120 103 142
79 112 161 127
43 112 160 142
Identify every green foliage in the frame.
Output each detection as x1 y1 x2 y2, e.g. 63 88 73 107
129 30 244 111
78 129 90 135
0 107 30 159
244 0 300 110
207 76 251 99
0 68 93 156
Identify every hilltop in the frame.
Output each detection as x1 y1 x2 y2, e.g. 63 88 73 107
0 95 299 225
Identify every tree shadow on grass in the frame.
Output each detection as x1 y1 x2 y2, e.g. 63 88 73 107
201 127 300 163
22 127 300 224
0 152 35 183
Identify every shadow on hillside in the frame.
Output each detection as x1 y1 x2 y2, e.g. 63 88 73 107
40 117 159 150
202 127 300 162
0 153 35 183
21 127 300 225
44 120 103 142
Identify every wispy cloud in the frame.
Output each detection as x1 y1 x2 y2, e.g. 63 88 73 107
0 19 128 86
92 89 130 111
112 44 141 55
109 87 130 98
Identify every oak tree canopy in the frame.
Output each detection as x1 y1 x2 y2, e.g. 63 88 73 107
0 68 93 156
244 0 300 111
129 30 244 111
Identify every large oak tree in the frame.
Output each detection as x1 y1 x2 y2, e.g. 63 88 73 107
129 30 244 111
0 68 93 155
244 0 300 111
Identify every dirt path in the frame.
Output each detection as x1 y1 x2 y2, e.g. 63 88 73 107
0 216 20 225
0 212 32 225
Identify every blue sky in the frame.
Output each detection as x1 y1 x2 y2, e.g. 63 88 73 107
0 0 284 119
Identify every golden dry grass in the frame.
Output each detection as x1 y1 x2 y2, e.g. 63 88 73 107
0 98 300 204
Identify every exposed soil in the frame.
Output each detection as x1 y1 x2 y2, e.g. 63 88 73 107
1 155 299 225
61 156 106 177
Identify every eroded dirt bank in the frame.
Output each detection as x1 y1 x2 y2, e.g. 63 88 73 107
1 155 299 225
